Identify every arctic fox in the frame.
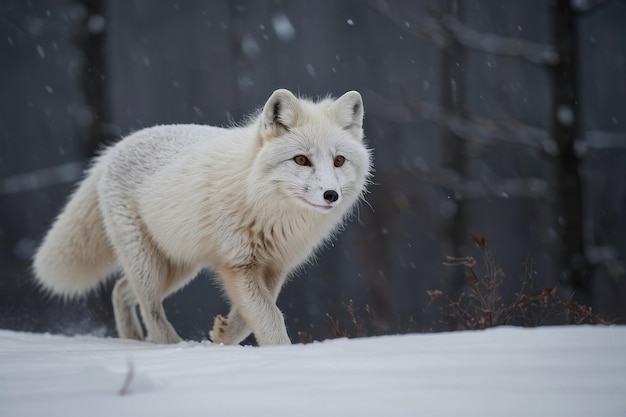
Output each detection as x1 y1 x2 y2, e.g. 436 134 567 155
33 89 372 346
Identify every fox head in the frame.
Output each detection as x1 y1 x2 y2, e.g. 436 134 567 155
251 89 371 215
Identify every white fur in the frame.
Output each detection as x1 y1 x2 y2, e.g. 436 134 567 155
32 89 372 346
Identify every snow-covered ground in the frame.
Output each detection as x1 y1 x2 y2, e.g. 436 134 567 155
1 326 624 417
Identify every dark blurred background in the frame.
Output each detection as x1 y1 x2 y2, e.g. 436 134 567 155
1 0 625 343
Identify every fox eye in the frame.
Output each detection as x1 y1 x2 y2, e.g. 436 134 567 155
293 155 311 167
334 155 346 168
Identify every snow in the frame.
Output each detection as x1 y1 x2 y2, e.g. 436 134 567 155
557 105 575 126
87 14 106 34
241 35 261 58
36 45 45 59
1 326 624 417
272 13 296 42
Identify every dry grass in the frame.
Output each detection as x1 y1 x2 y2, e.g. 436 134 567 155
429 234 609 330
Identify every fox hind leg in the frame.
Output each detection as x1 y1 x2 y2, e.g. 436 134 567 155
127 255 182 344
112 259 185 344
112 276 143 340
102 206 182 344
129 263 182 345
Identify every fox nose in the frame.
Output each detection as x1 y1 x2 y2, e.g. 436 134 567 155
323 190 339 203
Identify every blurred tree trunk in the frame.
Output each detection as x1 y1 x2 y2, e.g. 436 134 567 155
227 0 246 115
440 0 467 311
74 0 112 156
551 0 590 306
74 0 116 327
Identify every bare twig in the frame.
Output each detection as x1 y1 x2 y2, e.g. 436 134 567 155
367 0 558 65
411 165 549 199
571 0 610 13
401 92 557 154
436 12 559 65
367 90 626 159
326 313 344 338
344 300 369 338
118 358 135 396
443 256 476 268
297 331 313 344
576 131 626 156
366 0 449 46
364 90 557 154
0 161 84 195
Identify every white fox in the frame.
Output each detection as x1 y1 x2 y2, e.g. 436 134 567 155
33 89 372 346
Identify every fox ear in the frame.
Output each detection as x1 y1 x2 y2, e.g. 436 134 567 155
332 91 364 139
261 89 301 140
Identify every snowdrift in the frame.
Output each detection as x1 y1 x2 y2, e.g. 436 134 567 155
0 326 624 417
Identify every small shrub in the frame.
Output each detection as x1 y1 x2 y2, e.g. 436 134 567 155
428 233 609 330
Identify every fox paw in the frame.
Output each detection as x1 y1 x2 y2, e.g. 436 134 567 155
209 314 229 344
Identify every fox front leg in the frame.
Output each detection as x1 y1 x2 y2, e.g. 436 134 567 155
220 266 291 346
210 308 251 345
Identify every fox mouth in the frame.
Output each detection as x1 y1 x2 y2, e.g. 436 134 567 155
311 203 333 210
297 197 334 212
